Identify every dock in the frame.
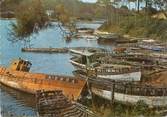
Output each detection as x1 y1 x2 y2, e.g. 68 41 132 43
21 48 69 53
21 47 106 54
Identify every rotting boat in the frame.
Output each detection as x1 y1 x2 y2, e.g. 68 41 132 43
97 33 137 44
76 27 94 34
0 58 87 100
70 50 141 81
89 76 167 107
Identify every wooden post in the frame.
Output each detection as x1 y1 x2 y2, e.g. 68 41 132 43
88 82 96 111
110 81 115 108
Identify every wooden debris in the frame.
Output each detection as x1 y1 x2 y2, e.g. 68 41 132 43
36 90 98 117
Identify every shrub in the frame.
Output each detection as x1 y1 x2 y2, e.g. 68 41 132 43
133 100 149 115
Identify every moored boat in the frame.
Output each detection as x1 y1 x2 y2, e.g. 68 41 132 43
97 33 121 43
0 58 86 100
97 33 137 44
77 27 94 34
95 65 141 81
76 34 98 41
70 50 141 81
89 78 167 107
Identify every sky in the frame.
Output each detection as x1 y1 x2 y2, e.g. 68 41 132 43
81 0 97 3
81 0 145 10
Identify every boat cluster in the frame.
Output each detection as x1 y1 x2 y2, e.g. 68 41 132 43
0 28 167 109
69 37 167 107
70 40 167 82
74 28 139 44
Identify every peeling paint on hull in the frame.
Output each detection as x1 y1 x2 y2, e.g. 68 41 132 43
0 67 86 100
92 87 167 107
98 71 141 81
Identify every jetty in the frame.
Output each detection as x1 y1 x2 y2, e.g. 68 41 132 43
21 47 106 54
21 47 69 53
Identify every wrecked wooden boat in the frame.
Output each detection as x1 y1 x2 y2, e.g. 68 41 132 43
89 77 167 107
138 40 167 52
76 34 98 41
0 58 86 100
97 55 167 79
97 33 137 44
36 90 97 117
95 65 141 81
77 27 94 34
70 50 141 81
97 33 121 43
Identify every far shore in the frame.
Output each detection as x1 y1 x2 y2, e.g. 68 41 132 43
0 17 16 20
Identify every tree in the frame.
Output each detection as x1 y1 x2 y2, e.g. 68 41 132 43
9 0 49 44
54 3 77 37
153 0 167 11
97 0 112 25
128 0 143 12
0 0 23 12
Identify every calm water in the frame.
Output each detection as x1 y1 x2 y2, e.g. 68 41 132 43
0 19 112 116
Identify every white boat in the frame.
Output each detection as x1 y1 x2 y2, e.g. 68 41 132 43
89 78 167 107
94 63 141 81
96 66 141 81
91 87 167 107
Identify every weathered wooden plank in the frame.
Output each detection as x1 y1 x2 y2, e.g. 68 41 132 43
36 90 98 117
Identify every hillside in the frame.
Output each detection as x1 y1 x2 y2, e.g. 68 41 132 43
99 13 167 41
0 0 105 20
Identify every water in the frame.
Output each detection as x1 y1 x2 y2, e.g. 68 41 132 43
0 19 112 116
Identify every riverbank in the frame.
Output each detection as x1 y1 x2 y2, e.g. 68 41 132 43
1 16 167 117
0 17 16 20
99 15 167 41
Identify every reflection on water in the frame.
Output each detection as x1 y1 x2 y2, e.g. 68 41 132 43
0 19 112 116
0 84 36 116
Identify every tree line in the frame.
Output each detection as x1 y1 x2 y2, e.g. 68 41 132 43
1 0 167 43
97 0 167 25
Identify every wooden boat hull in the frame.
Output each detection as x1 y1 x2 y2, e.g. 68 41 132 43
97 71 141 81
0 67 86 100
91 87 167 107
70 60 141 81
70 60 86 70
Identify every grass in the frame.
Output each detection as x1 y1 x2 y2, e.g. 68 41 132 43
82 95 163 117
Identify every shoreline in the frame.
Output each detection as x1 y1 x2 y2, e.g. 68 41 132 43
0 17 16 20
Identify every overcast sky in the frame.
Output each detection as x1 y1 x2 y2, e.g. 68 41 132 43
81 0 146 10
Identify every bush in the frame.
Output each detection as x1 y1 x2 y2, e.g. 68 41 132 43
133 100 149 115
114 103 125 115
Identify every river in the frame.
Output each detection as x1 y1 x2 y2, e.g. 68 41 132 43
0 19 112 116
